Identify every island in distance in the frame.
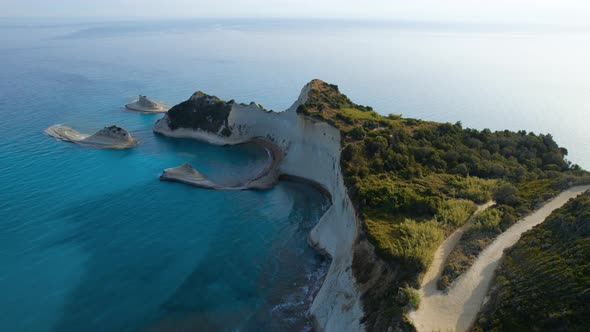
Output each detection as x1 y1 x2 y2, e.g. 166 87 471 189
125 95 169 113
45 124 139 149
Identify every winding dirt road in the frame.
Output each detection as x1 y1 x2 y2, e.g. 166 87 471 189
409 185 590 332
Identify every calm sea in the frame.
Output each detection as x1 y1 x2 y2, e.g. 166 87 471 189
0 18 589 332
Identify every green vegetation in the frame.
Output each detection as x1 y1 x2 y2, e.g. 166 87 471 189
367 218 444 272
167 91 232 134
472 191 590 331
438 177 590 290
438 207 503 290
396 285 421 310
299 80 590 329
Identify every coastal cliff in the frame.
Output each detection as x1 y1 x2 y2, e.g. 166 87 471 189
154 79 590 331
154 80 365 331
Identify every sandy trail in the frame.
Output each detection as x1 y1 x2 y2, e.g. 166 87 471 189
420 201 495 300
409 185 590 332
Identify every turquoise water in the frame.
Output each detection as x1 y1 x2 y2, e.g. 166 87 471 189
1 18 590 332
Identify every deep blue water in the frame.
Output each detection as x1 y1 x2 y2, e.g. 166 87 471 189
1 18 590 332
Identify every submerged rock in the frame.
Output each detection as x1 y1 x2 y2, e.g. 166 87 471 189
125 95 169 113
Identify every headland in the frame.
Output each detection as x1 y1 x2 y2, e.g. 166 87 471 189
152 79 590 332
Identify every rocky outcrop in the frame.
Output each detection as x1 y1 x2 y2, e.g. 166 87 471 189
160 163 223 189
161 91 233 134
160 138 284 190
125 95 169 113
45 124 138 149
154 81 364 331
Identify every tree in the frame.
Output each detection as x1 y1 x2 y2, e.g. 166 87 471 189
493 182 519 206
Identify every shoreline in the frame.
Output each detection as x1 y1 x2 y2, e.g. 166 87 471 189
153 83 364 331
125 96 169 113
158 135 284 190
409 185 590 332
158 131 343 328
45 124 139 149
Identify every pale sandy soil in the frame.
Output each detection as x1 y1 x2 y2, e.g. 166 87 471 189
419 201 495 301
409 185 590 332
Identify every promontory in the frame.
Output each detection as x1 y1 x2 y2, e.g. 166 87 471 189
153 79 590 331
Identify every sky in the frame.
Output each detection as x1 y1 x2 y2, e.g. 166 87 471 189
2 0 590 24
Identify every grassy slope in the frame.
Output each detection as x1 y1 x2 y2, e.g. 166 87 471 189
299 79 590 330
472 191 590 331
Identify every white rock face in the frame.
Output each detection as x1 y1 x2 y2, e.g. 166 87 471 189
154 83 364 331
125 95 169 113
45 124 138 149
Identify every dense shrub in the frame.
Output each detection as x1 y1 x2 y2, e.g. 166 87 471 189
396 285 421 310
298 79 589 329
492 182 519 206
473 191 590 331
366 218 445 271
436 199 477 228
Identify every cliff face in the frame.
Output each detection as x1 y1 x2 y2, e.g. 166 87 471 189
154 79 590 332
154 81 364 331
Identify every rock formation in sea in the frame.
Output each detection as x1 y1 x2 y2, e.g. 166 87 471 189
153 79 590 332
45 124 139 149
125 95 169 113
154 80 364 331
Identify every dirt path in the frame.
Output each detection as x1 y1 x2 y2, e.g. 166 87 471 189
419 201 495 300
409 186 590 332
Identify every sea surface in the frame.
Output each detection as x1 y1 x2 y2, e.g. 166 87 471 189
1 18 589 332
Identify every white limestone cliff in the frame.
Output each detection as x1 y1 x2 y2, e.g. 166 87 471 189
154 82 364 331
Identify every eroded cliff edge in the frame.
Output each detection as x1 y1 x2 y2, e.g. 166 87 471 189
153 78 590 332
154 80 366 331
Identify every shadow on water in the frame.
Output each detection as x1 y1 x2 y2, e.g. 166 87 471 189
151 182 330 332
46 181 220 332
46 178 328 332
147 134 269 186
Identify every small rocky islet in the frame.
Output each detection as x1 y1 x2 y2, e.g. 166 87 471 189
45 124 138 149
125 95 169 113
44 80 590 331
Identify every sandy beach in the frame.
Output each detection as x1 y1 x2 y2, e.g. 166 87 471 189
409 185 590 332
